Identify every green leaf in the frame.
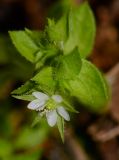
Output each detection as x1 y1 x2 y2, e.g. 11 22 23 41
11 81 36 101
12 67 56 101
9 31 39 62
64 2 96 58
57 116 64 142
47 13 68 49
57 47 82 81
32 67 56 95
63 100 78 113
25 28 44 47
69 59 109 112
62 47 81 79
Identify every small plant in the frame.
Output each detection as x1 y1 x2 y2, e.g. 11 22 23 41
9 2 109 141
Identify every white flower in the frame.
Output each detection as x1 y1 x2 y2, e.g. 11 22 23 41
27 91 70 127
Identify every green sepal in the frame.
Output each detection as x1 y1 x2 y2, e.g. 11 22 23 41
31 115 42 127
63 100 78 113
57 116 64 142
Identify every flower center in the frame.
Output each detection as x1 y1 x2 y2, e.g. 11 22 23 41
46 98 57 110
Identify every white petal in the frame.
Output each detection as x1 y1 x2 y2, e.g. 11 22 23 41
32 92 49 101
27 99 45 110
52 95 63 103
57 106 70 121
46 110 57 127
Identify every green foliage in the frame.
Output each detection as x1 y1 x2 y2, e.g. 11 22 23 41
62 99 78 113
9 2 95 62
57 47 82 80
9 31 39 62
32 67 56 95
64 2 96 58
47 13 68 46
57 116 64 142
69 60 109 112
11 81 36 101
48 2 96 58
11 67 56 100
0 34 34 82
9 2 109 140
